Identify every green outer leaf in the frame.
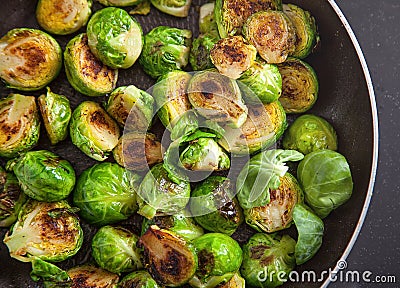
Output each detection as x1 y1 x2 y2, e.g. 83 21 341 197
30 258 72 287
292 203 324 265
99 0 144 6
150 0 191 17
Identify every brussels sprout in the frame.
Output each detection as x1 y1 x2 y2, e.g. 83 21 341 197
215 0 283 38
70 101 120 161
64 33 118 97
38 87 72 145
119 270 160 288
283 114 338 154
218 102 287 155
92 226 142 274
0 166 26 227
243 11 296 64
36 0 92 35
187 70 248 128
30 258 72 287
297 150 353 218
190 176 243 235
139 26 192 78
73 162 139 226
283 4 319 59
137 163 191 219
244 173 303 233
141 212 204 241
150 0 191 17
138 225 198 286
3 199 83 262
190 33 219 71
240 233 296 288
210 36 257 79
199 2 219 35
113 132 163 171
105 85 154 129
7 150 76 202
98 0 143 6
87 7 143 69
0 94 40 158
218 272 245 288
68 264 119 288
190 233 243 288
152 70 192 129
277 57 319 113
238 61 282 104
0 28 62 91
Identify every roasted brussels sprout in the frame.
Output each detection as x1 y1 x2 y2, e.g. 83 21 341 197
210 36 257 79
190 233 243 288
98 0 143 6
244 173 303 233
215 0 283 38
38 87 72 145
283 4 319 59
0 94 40 158
243 11 296 64
119 270 160 288
68 264 119 288
152 70 192 129
138 225 198 286
297 150 353 218
3 199 83 262
113 132 163 171
277 57 318 113
187 70 248 128
218 102 286 155
0 28 62 91
87 7 143 69
92 226 142 274
139 26 192 78
0 166 26 228
218 272 245 288
150 0 191 17
241 233 296 288
7 150 76 202
190 176 243 235
73 162 139 226
190 34 219 71
283 114 338 154
199 2 219 35
70 101 120 161
105 85 154 129
36 0 92 35
137 163 191 219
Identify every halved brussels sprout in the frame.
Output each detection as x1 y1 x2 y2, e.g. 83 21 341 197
139 26 192 78
243 11 296 64
87 7 143 69
190 176 244 235
219 273 245 288
92 226 142 274
187 70 248 128
105 85 154 129
190 34 219 71
64 33 118 96
199 2 219 35
119 270 160 288
70 101 120 161
215 0 283 38
218 102 287 155
36 0 92 35
150 0 191 17
277 57 319 113
0 28 62 91
3 199 83 262
68 264 119 287
283 114 338 154
190 233 243 288
210 36 257 79
38 87 71 145
0 166 26 228
283 4 319 59
98 0 143 6
240 233 296 288
7 150 76 202
0 94 40 158
244 173 303 233
138 225 198 286
73 162 139 226
152 70 192 129
113 132 163 171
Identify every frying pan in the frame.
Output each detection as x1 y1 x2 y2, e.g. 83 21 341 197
0 0 378 287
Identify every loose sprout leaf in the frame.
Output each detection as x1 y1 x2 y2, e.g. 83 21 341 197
30 258 72 288
129 0 151 15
